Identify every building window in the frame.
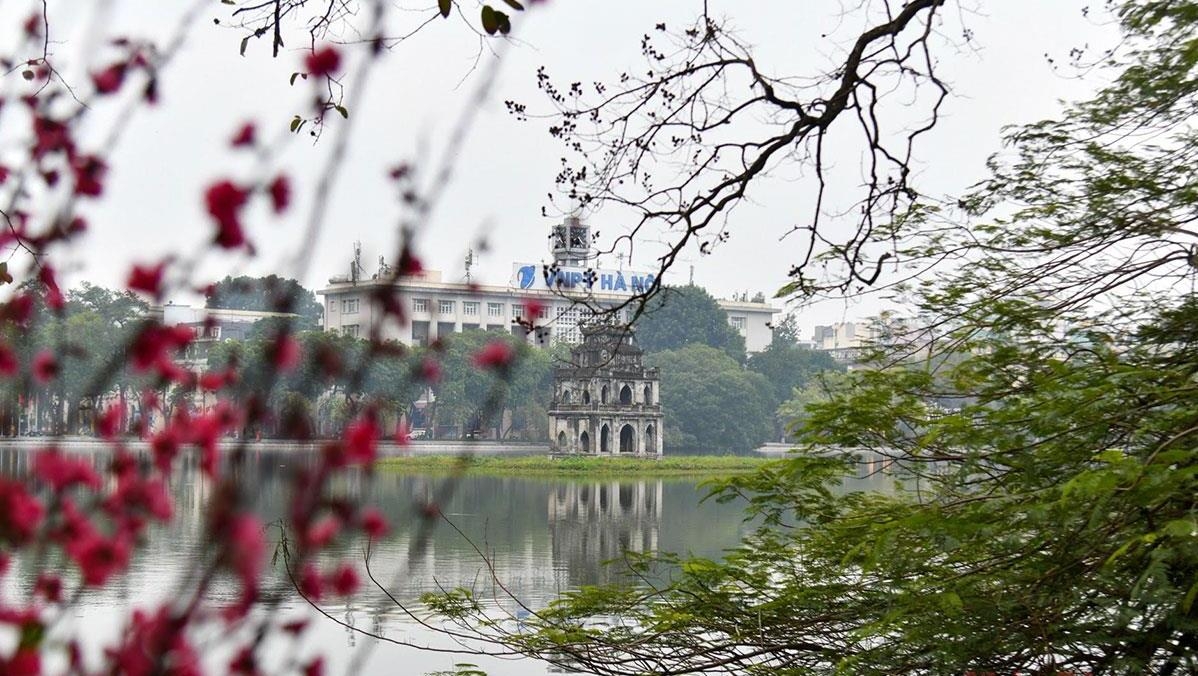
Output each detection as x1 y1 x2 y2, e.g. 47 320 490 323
487 302 503 318
538 304 550 319
205 325 221 339
512 303 525 318
730 315 746 331
413 298 428 313
438 300 455 315
342 298 360 314
343 324 360 338
463 301 479 316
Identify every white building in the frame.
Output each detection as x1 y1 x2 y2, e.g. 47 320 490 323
318 219 778 352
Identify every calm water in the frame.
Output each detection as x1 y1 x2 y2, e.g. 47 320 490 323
0 445 779 675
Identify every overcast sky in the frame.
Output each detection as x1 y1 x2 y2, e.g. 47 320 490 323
4 1 1114 336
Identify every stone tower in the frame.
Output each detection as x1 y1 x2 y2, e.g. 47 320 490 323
549 324 664 457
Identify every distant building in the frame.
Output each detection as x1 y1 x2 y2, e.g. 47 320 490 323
317 218 778 352
152 303 301 368
812 314 919 365
548 325 663 457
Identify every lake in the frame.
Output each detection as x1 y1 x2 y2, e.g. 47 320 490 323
0 444 778 675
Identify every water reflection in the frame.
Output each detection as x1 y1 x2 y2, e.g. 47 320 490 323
548 481 661 586
0 444 749 675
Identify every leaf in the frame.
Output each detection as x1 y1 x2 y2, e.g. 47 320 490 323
334 105 349 119
239 35 250 56
289 115 302 132
221 0 235 4
480 5 499 35
438 0 452 18
289 72 300 86
502 0 524 10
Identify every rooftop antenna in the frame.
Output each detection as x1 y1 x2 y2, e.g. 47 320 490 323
464 248 474 283
689 265 694 286
351 241 362 285
615 252 625 270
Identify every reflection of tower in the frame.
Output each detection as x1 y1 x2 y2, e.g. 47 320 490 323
547 480 663 586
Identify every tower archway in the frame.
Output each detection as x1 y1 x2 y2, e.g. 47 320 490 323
600 424 610 454
619 385 632 405
579 430 590 453
619 424 635 453
557 430 567 449
645 424 656 454
601 385 609 404
643 385 652 405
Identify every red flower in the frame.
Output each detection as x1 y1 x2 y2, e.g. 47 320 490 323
473 340 515 371
306 516 341 549
345 416 378 465
91 62 127 94
226 514 265 589
268 332 301 371
198 370 227 392
327 562 360 596
0 479 44 544
69 531 132 586
418 356 441 383
230 122 256 148
32 116 73 159
32 350 57 383
204 180 250 249
305 46 341 77
0 345 17 376
33 448 102 492
70 154 107 197
303 657 325 676
4 648 40 676
526 299 545 319
268 174 290 213
126 261 165 298
299 562 323 601
360 508 389 539
1 294 33 324
34 573 63 603
97 403 124 439
397 244 423 275
39 265 63 310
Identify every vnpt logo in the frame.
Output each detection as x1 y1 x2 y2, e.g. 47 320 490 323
516 265 537 289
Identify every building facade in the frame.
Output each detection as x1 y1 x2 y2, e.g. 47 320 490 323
317 219 778 352
548 325 663 457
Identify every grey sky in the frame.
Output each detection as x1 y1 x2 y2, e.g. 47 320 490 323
8 1 1113 335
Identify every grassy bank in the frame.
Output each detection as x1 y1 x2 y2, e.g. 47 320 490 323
380 454 771 478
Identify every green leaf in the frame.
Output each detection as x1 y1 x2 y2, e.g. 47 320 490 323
502 0 524 10
480 5 499 35
289 72 300 86
289 115 302 132
239 35 250 56
438 0 452 18
334 105 349 119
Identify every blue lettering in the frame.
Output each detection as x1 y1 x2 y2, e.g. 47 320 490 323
570 271 583 287
614 273 627 292
644 274 655 288
600 274 613 290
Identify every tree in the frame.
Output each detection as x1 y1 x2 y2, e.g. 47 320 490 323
636 285 746 362
206 275 324 330
646 344 773 452
747 341 842 438
422 3 1198 673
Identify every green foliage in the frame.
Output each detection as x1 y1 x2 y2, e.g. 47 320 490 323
646 344 773 452
421 3 1198 672
635 285 746 363
382 454 767 477
205 274 323 330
